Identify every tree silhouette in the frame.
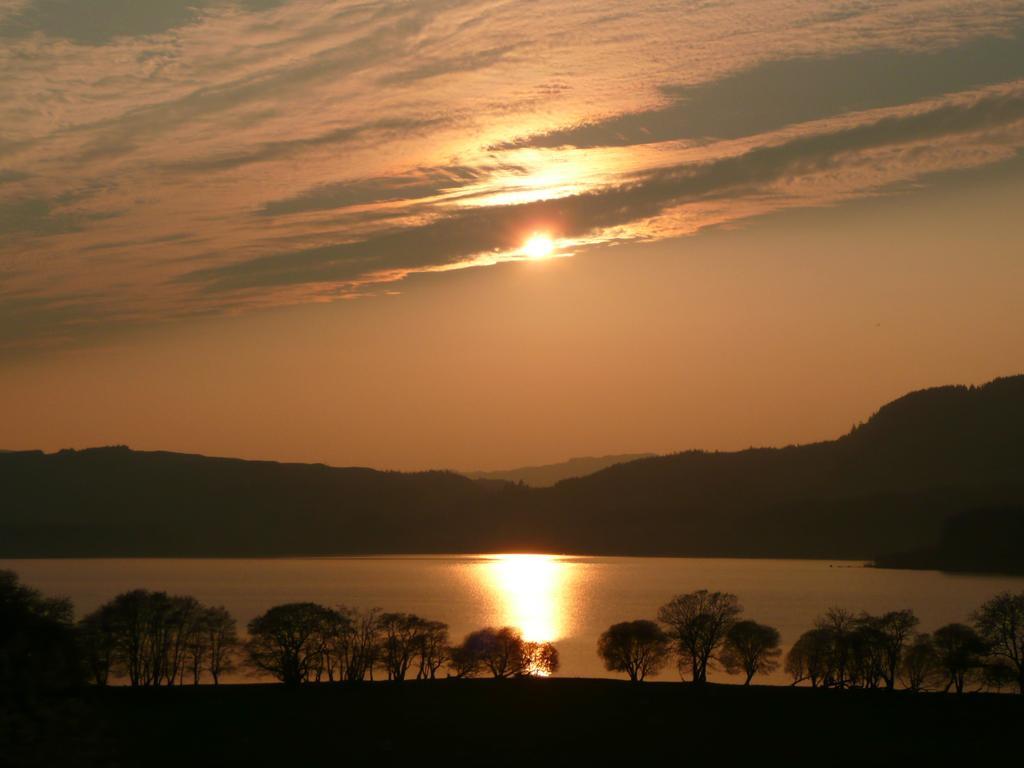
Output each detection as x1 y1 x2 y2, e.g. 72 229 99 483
0 570 80 698
78 605 116 687
78 591 235 686
658 590 742 683
785 628 833 687
415 620 450 680
719 620 781 685
900 634 938 692
972 591 1024 694
847 616 887 689
86 590 176 686
203 606 238 685
339 607 382 682
246 603 338 686
451 627 558 678
523 640 560 676
873 610 919 690
447 642 481 678
378 612 432 682
597 620 670 682
463 627 524 678
933 623 987 693
812 608 857 688
163 595 203 686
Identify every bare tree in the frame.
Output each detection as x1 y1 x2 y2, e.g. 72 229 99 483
720 620 781 685
78 590 237 687
464 627 524 678
657 590 742 683
452 626 555 678
785 628 833 687
246 602 337 686
344 607 382 682
972 591 1024 694
78 605 116 686
204 606 238 685
163 596 202 686
814 608 857 688
522 641 560 676
378 612 429 682
416 620 450 680
900 634 938 692
933 623 987 693
848 616 887 689
447 642 480 678
319 609 354 682
596 620 670 682
1 570 81 695
185 611 210 685
94 589 171 686
874 610 919 690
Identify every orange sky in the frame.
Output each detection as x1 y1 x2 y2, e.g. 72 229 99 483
1 2 1023 470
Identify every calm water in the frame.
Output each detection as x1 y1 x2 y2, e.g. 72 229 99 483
5 555 1024 683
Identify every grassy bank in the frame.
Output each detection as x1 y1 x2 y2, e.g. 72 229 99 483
4 678 1022 766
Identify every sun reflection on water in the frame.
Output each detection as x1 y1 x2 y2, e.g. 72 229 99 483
476 553 574 642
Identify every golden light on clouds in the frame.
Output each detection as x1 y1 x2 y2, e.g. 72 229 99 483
2 0 1024 483
3 2 1024 352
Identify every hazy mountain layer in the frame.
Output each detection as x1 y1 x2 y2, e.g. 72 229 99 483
464 454 656 487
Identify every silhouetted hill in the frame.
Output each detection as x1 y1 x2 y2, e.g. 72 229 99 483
465 454 656 487
2 375 1023 560
0 447 524 557
513 375 1024 558
875 507 1024 574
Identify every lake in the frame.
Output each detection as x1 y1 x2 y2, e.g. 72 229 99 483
5 555 1023 683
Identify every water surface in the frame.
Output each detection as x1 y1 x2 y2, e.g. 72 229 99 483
5 556 1023 683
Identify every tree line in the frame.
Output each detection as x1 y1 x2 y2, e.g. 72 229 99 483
243 603 558 685
3 571 1022 695
0 571 559 693
597 589 1024 693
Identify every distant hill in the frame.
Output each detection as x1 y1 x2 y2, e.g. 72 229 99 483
874 507 1024 574
0 448 525 557
515 375 1024 559
465 454 656 487
2 375 1023 561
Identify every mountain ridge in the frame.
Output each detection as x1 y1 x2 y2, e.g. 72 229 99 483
2 374 1022 564
464 453 656 487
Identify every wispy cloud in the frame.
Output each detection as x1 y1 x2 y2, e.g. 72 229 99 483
3 0 1024 352
492 29 1024 150
0 0 210 45
181 86 1024 292
257 163 528 215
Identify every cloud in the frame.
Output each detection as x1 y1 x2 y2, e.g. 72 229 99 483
182 88 1024 292
4 0 1024 353
378 44 520 86
0 169 29 185
0 1 212 44
80 232 195 253
493 27 1024 150
0 196 119 236
0 291 127 352
169 117 451 173
257 163 527 215
0 0 295 45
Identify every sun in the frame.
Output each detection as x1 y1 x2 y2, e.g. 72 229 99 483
522 233 555 260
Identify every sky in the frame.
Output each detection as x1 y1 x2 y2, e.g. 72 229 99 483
1 0 1023 470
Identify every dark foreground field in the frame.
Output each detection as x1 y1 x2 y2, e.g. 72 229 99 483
4 679 1021 767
